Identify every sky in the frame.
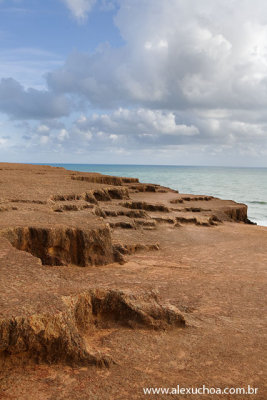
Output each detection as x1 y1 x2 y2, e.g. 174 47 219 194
0 0 267 166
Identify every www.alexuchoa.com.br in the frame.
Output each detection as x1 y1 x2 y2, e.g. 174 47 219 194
143 385 259 396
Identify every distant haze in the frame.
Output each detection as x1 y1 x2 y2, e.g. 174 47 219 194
0 0 267 166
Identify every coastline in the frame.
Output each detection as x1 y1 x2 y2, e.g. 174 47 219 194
44 163 267 227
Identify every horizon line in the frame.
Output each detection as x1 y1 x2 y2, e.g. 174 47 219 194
34 163 267 169
1 161 267 169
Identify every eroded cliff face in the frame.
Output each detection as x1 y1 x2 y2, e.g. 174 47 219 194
0 225 114 266
222 204 250 223
71 174 139 186
0 163 255 370
0 289 185 367
50 186 130 203
0 164 252 270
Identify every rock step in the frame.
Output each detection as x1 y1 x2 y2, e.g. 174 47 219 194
121 201 169 213
104 208 149 218
175 215 219 226
170 196 213 204
0 225 115 267
53 202 94 212
0 289 185 366
51 187 129 204
71 174 139 186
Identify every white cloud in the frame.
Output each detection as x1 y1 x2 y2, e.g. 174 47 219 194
108 108 199 136
47 0 267 113
69 107 200 151
109 134 118 140
37 124 49 133
58 128 69 141
61 0 97 21
77 114 87 123
40 135 49 145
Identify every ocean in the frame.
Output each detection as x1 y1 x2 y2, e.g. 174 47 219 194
49 164 267 227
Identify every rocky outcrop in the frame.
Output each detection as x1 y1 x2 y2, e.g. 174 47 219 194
113 242 160 256
181 196 213 201
121 201 170 212
0 309 104 366
71 174 139 186
129 184 178 193
70 289 185 330
53 203 94 212
51 187 129 204
222 204 249 223
109 221 136 230
0 289 185 366
105 209 149 218
129 184 156 192
0 225 115 266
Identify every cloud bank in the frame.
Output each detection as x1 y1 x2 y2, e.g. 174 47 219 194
50 0 267 110
0 78 70 119
0 0 267 164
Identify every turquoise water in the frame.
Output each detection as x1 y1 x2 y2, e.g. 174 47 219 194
49 164 267 227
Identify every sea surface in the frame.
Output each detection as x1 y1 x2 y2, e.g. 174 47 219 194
49 164 267 227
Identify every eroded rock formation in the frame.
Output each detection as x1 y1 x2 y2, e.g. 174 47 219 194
0 163 256 373
0 225 114 266
0 289 184 367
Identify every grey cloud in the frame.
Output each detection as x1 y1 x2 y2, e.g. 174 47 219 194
47 0 267 113
73 108 199 148
66 106 267 154
0 78 70 119
18 105 266 159
18 108 199 154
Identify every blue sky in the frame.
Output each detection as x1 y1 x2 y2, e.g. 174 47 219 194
0 1 122 55
0 0 267 166
0 1 122 87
